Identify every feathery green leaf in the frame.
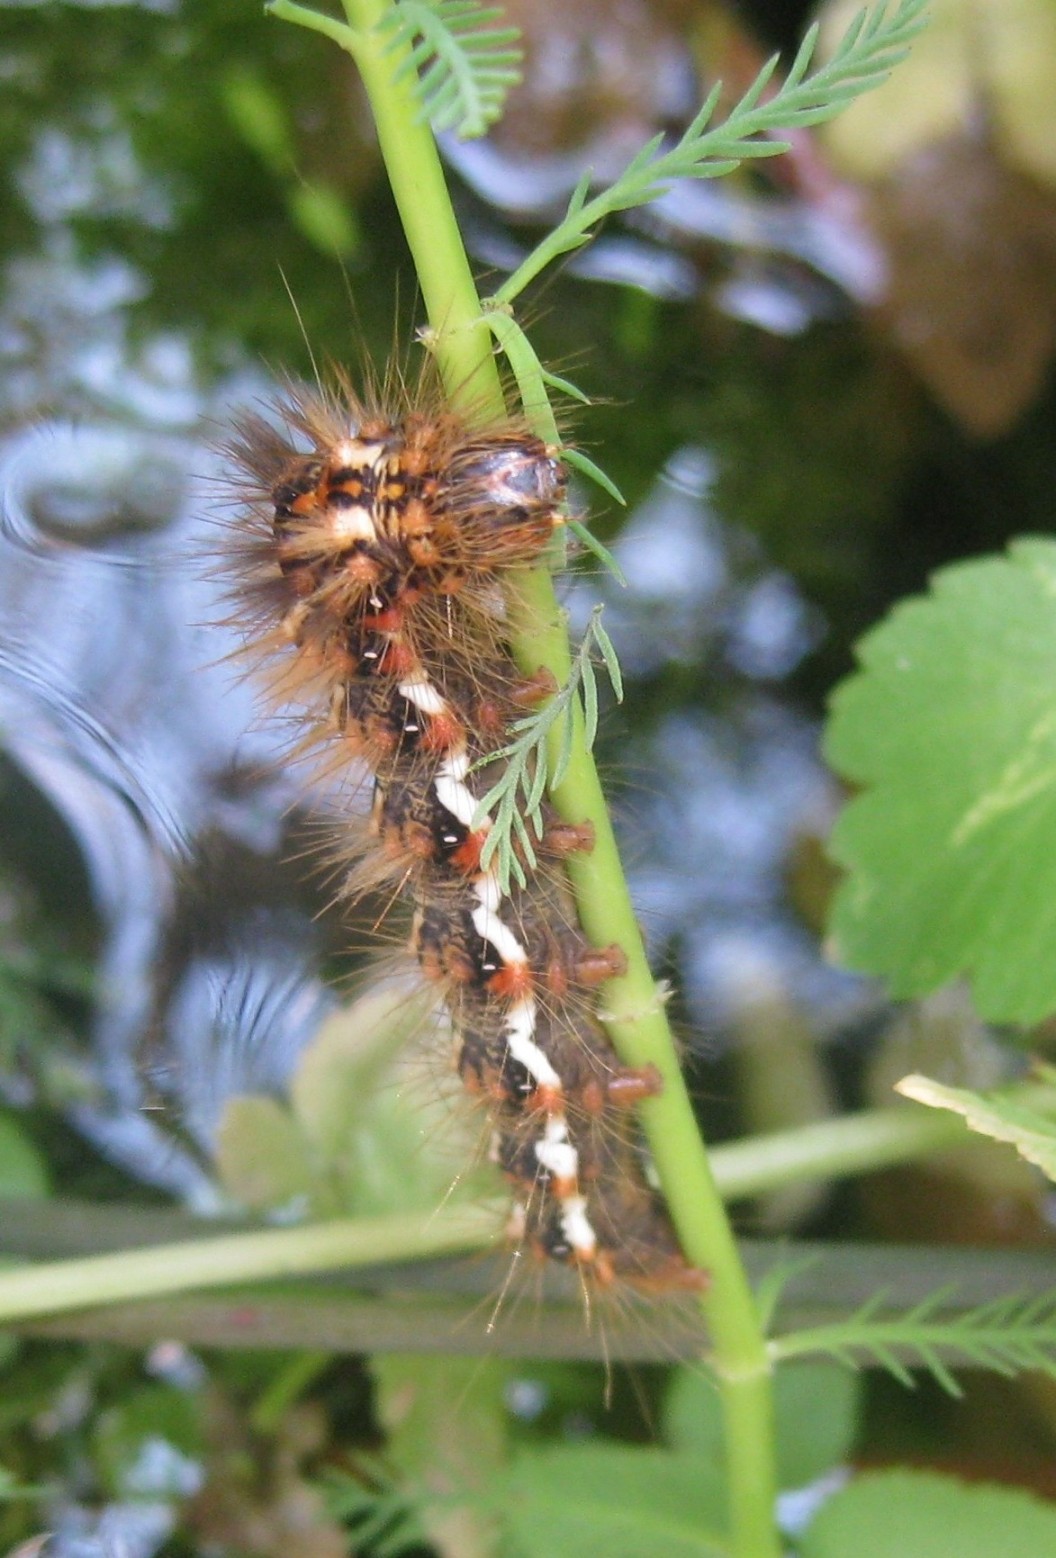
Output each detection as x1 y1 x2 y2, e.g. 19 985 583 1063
496 0 930 302
771 1286 1056 1397
379 0 523 139
566 520 627 586
539 367 592 406
472 607 623 892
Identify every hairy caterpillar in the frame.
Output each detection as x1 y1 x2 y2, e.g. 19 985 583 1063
222 368 705 1295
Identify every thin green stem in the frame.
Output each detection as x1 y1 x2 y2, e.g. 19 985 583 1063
276 2 779 1551
0 1205 497 1326
267 0 359 50
333 0 501 407
709 1102 970 1201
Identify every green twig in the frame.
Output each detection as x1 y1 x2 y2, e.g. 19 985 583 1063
770 1289 1056 1395
492 0 928 303
708 1101 970 1200
0 1205 498 1326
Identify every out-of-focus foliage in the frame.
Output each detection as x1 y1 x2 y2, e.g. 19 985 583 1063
801 1467 1056 1557
826 539 1056 1023
5 0 1056 1553
818 0 1056 186
817 0 1056 434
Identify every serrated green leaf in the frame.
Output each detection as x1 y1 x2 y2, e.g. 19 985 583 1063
371 1355 507 1557
291 985 429 1157
772 1360 862 1487
93 1385 202 1501
801 1468 1056 1558
825 538 1056 1023
216 986 484 1219
503 1445 727 1558
895 1074 1056 1181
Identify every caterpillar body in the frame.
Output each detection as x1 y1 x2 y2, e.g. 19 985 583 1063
224 373 704 1295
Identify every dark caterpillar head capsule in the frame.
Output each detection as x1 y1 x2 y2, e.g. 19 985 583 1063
451 439 564 510
437 433 566 567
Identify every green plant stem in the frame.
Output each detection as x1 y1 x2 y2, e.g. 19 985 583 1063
269 0 502 408
281 2 780 1551
0 1205 496 1326
710 1102 970 1200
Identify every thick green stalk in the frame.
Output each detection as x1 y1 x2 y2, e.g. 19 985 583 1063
286 2 780 1551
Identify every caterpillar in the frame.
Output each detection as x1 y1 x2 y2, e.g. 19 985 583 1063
221 367 705 1296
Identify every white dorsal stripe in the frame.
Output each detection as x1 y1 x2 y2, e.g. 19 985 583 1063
504 995 560 1088
436 755 479 828
559 1194 597 1256
399 677 447 716
472 886 529 969
394 673 490 836
386 656 601 1261
333 438 385 468
534 1117 577 1181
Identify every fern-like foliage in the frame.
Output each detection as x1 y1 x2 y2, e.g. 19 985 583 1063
493 0 929 302
324 1465 427 1557
379 0 523 139
770 1288 1056 1398
474 606 622 893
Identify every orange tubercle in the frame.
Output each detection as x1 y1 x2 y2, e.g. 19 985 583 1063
525 1081 564 1115
573 943 628 987
376 641 418 677
510 668 559 707
605 1064 664 1107
363 603 404 634
486 961 533 1001
344 554 382 586
448 830 488 874
419 710 465 752
543 820 595 858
